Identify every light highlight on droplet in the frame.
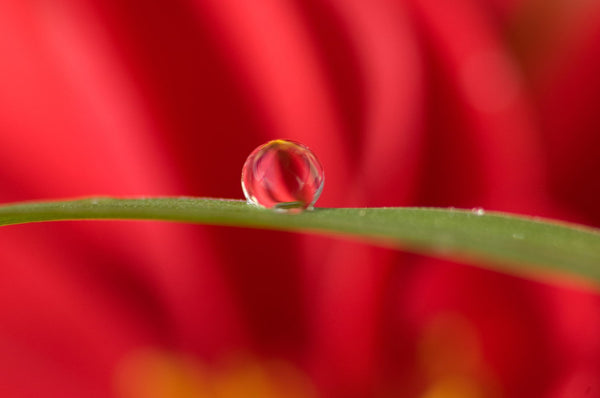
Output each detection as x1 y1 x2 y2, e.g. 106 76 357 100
241 140 324 211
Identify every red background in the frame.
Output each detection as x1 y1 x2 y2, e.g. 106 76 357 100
1 1 599 397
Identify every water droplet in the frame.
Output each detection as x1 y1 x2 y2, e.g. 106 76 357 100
242 139 324 212
472 207 485 216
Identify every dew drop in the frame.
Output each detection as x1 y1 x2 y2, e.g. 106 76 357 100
472 207 485 216
242 139 324 212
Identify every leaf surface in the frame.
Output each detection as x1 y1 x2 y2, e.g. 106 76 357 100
1 197 598 284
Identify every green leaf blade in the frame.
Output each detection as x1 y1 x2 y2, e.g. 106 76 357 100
0 197 599 285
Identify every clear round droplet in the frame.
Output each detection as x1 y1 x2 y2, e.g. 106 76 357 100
242 139 324 211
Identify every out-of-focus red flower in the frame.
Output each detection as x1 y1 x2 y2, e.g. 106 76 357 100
1 1 600 397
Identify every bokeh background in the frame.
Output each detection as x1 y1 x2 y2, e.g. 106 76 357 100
1 1 600 397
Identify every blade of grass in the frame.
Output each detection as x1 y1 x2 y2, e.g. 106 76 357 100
0 197 599 284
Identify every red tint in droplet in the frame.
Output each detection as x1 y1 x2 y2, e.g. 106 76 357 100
241 140 324 211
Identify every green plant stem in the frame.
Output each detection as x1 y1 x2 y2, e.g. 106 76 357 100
1 197 599 284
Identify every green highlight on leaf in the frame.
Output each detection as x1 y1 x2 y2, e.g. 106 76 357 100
0 197 599 285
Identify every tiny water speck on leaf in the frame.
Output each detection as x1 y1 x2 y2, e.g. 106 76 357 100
472 208 485 216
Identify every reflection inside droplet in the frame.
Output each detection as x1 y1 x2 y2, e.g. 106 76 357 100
242 140 324 212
